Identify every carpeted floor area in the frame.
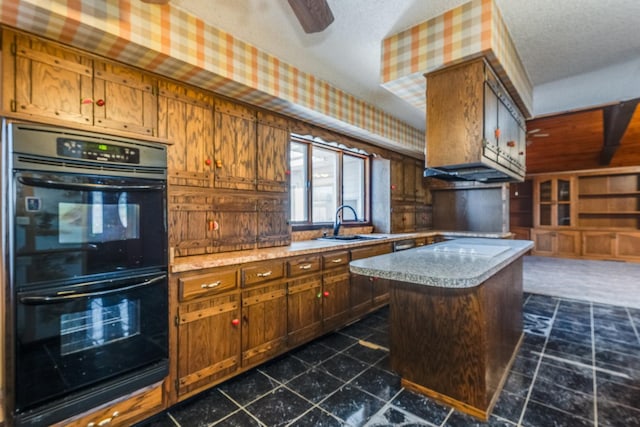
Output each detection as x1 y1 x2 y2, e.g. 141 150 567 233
523 255 640 309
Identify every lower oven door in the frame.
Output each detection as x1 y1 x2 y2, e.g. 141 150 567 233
14 271 168 415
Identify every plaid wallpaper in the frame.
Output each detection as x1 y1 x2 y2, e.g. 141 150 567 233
0 0 425 154
381 0 533 117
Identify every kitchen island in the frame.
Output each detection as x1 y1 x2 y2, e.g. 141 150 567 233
350 238 534 421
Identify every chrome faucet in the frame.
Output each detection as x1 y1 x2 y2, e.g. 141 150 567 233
333 205 358 236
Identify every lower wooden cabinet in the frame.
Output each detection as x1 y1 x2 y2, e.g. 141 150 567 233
287 255 323 346
241 260 288 368
583 230 640 261
50 381 164 427
350 244 393 319
321 251 351 332
532 229 640 261
176 292 241 397
530 229 580 257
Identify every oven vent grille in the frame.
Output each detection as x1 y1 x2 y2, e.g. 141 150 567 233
15 154 166 177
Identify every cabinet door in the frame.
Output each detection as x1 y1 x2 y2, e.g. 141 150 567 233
322 266 351 332
177 293 241 396
582 231 616 259
211 194 257 253
391 203 415 233
403 158 416 202
241 282 288 367
257 112 289 192
349 274 373 319
214 100 256 190
372 276 391 308
615 232 640 261
390 156 404 201
415 205 433 231
169 190 214 257
414 160 429 203
556 231 580 257
93 60 157 136
8 30 93 125
159 80 214 188
287 274 323 346
531 229 555 256
257 195 291 249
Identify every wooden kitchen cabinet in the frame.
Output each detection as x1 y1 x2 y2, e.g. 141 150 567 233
530 229 580 257
176 266 241 397
257 195 291 249
240 260 288 368
533 176 575 227
321 250 351 332
214 100 257 190
403 157 417 202
4 29 93 126
257 111 290 192
92 59 157 136
3 29 159 138
287 255 323 346
350 243 393 319
160 79 214 188
390 155 405 202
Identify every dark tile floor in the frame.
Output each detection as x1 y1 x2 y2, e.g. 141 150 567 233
139 293 640 426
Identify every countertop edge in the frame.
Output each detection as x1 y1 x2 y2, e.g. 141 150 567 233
349 239 533 289
170 231 514 273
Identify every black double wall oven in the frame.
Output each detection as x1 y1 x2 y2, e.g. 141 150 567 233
3 122 169 426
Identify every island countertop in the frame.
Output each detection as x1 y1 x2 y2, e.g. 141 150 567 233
349 237 533 288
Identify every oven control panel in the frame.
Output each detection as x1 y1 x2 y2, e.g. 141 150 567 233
57 138 140 164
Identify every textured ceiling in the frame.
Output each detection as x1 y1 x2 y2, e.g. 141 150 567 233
171 0 640 132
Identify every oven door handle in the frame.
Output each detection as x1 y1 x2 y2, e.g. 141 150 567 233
17 176 165 191
18 274 166 305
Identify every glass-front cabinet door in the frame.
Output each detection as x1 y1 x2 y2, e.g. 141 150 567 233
535 177 574 227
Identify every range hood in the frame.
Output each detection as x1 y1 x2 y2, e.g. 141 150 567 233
424 58 526 184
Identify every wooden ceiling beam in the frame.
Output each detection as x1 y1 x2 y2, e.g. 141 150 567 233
288 0 334 33
600 98 640 165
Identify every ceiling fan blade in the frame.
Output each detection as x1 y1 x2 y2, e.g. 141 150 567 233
288 0 334 33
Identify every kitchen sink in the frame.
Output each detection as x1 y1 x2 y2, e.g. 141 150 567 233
316 235 384 242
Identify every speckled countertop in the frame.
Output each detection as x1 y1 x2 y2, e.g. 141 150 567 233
349 237 533 288
170 231 513 273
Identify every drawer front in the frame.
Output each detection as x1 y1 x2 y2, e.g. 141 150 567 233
179 268 238 301
322 251 350 269
287 255 321 277
242 260 285 286
51 381 164 427
350 243 392 261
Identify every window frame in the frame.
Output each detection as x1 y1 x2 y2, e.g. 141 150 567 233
290 136 371 229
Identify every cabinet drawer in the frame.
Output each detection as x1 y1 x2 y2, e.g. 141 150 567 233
350 244 393 261
50 381 164 427
287 255 321 277
179 268 238 301
322 251 350 269
242 260 285 286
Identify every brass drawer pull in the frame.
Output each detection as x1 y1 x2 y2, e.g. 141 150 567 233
299 264 312 270
201 281 221 289
331 258 342 263
89 411 119 427
257 271 272 277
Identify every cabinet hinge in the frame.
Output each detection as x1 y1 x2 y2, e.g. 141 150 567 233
174 379 180 392
174 315 180 327
10 99 17 112
10 42 16 56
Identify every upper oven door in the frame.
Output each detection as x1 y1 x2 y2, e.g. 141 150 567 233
13 171 167 289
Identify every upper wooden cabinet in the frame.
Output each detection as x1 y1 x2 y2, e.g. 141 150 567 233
159 80 214 188
214 100 257 191
257 111 290 193
3 29 159 139
425 58 525 181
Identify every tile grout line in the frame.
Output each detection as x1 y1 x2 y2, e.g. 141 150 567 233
591 302 598 427
516 298 560 426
